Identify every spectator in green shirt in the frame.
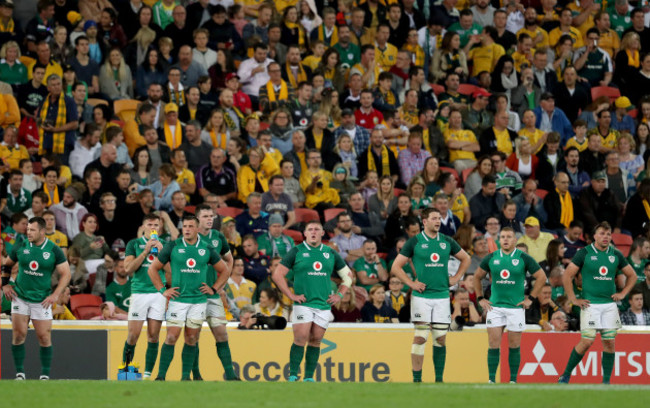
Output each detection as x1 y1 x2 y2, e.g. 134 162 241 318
105 258 131 315
353 239 388 292
256 214 295 258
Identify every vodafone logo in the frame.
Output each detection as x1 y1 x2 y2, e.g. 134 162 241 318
147 254 155 262
430 253 440 262
500 269 510 279
186 258 197 268
29 261 39 271
313 261 322 271
599 266 608 276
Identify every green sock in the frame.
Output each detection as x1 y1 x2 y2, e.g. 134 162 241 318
12 344 25 373
433 345 446 383
508 347 520 382
487 348 500 382
216 341 237 379
157 343 175 380
304 345 320 379
122 342 136 365
192 344 202 379
40 346 52 376
562 348 584 378
412 370 422 382
145 342 159 375
289 343 305 377
602 352 615 384
181 344 197 380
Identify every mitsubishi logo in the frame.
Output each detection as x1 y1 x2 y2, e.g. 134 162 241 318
520 340 558 376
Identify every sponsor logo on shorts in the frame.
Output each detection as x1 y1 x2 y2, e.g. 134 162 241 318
13 305 19 310
170 313 178 318
414 313 421 318
43 310 50 316
486 319 492 324
43 252 50 260
589 321 595 326
297 315 304 320
199 249 206 256
131 312 139 317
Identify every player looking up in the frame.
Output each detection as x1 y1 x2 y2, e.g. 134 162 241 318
272 221 353 382
2 217 71 380
192 204 238 381
122 213 166 378
474 227 546 383
148 214 230 381
391 207 471 383
558 222 637 384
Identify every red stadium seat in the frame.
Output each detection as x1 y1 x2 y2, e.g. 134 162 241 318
283 229 304 244
33 161 42 175
377 252 388 260
458 84 480 96
324 208 346 222
184 205 196 214
215 207 244 218
590 86 620 104
461 166 476 183
431 83 445 96
628 109 637 119
294 208 320 223
75 305 102 320
535 189 548 199
612 233 633 247
393 188 405 196
70 294 103 320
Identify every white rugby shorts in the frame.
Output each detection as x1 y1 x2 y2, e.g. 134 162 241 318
128 293 167 321
292 305 332 329
486 307 526 332
410 296 451 324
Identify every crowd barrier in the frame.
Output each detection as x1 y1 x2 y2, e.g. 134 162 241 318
1 322 649 383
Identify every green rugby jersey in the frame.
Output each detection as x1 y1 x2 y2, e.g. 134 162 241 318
9 238 66 303
399 232 462 299
480 248 541 308
158 236 221 304
200 229 230 299
353 257 387 292
280 242 347 310
571 244 628 304
626 256 646 282
125 237 166 294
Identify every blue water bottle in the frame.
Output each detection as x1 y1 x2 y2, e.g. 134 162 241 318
150 229 159 255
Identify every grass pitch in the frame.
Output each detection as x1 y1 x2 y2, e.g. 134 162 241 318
0 381 648 408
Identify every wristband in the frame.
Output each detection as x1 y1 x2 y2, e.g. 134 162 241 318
1 276 8 286
159 287 165 295
336 292 343 299
477 296 484 302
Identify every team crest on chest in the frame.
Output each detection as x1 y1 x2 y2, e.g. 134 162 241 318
323 253 330 259
440 243 446 250
512 259 519 266
313 261 323 271
212 240 218 247
198 249 206 256
43 252 50 260
608 256 615 263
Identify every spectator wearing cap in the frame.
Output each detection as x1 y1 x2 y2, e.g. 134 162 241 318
334 108 371 156
157 102 185 150
0 0 18 45
516 216 555 263
574 28 613 88
259 62 295 114
461 88 493 136
256 213 294 259
578 170 623 235
24 0 56 52
82 20 105 65
533 92 573 146
610 97 636 136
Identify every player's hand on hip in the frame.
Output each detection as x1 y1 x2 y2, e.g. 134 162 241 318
163 287 180 299
479 298 493 311
327 293 342 305
611 292 625 302
2 284 16 301
289 293 306 304
409 280 426 293
572 298 590 309
517 297 533 309
199 282 215 296
41 293 57 308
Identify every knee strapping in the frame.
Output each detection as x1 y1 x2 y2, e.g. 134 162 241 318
414 324 430 342
601 329 618 340
581 329 597 339
432 323 449 340
166 320 184 328
186 319 204 329
411 343 426 355
207 317 227 328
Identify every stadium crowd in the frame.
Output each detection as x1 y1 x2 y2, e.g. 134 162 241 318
2 0 650 331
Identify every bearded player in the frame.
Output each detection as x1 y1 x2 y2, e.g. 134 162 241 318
193 204 238 381
558 222 636 384
148 215 230 381
474 227 546 383
391 207 470 383
122 213 166 378
2 217 70 380
272 221 353 382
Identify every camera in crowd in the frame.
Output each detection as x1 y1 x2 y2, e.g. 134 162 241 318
251 313 287 330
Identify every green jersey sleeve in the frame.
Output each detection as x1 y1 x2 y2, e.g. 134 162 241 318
280 246 298 269
615 249 629 270
571 247 587 267
447 235 462 256
53 245 66 265
400 236 417 258
479 252 494 271
333 250 347 271
209 247 221 265
522 253 542 273
218 233 230 256
158 241 173 264
125 239 136 257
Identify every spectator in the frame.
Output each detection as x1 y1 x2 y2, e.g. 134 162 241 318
99 48 133 100
260 175 296 229
134 49 166 100
227 257 257 310
279 160 304 208
384 195 416 246
398 132 432 186
0 41 28 86
579 133 606 178
526 284 559 329
1 212 27 255
237 43 273 104
467 236 489 278
124 102 156 156
104 258 130 315
241 234 271 286
52 287 75 320
530 48 557 94
574 28 613 87
544 172 576 232
433 193 461 237
368 175 397 224
553 66 591 124
36 166 64 207
445 107 480 172
332 289 362 323
604 151 635 204
254 287 290 320
1 169 31 218
330 212 366 267
517 216 556 263
305 111 339 171
623 180 650 238
19 159 41 193
37 73 79 164
491 151 522 198
50 184 88 238
353 240 388 292
235 192 268 238
579 170 624 236
533 92 573 146
258 62 294 114
298 149 340 212
558 146 590 198
506 137 539 181
361 284 398 323
132 163 180 212
256 214 294 259
69 123 101 179
451 287 481 326
469 175 505 232
71 212 118 275
512 178 547 225
84 143 121 193
236 146 279 203
634 262 650 310
620 289 650 325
